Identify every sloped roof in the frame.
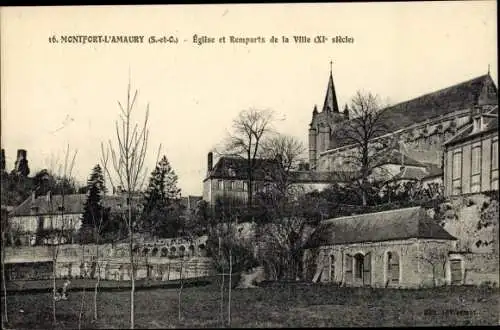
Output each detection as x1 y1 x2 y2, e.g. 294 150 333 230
391 167 429 181
10 194 87 216
9 193 143 217
331 74 498 149
289 170 357 183
444 106 499 146
382 149 425 167
304 206 456 248
322 71 340 113
205 156 281 181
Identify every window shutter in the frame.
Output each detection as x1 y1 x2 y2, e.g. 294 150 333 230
345 254 353 283
363 253 371 286
390 252 400 283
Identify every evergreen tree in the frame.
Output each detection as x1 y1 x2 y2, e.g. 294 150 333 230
80 164 107 243
140 156 182 237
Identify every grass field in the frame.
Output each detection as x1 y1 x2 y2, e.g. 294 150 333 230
1 280 499 328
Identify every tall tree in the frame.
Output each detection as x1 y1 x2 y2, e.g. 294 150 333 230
335 91 394 206
140 155 182 238
225 108 275 207
101 78 152 330
80 164 107 243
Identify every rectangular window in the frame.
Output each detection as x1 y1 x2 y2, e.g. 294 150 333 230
452 151 462 195
492 139 499 190
471 146 481 193
471 146 481 175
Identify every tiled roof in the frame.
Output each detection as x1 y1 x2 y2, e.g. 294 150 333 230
304 206 456 248
9 193 143 217
444 106 499 146
391 167 429 181
382 149 425 167
205 156 281 181
289 170 357 183
331 74 498 149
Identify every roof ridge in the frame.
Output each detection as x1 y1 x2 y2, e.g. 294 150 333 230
322 206 421 223
384 74 491 111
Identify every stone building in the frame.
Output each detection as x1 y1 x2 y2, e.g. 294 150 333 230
443 105 498 196
303 207 458 288
202 152 357 205
308 69 498 185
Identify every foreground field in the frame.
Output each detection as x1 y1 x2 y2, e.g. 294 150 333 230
2 280 499 328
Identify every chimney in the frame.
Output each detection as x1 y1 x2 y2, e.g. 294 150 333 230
46 190 52 203
207 152 213 173
16 149 26 161
31 191 36 203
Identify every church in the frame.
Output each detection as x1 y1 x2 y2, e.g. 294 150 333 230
303 67 498 288
308 67 498 183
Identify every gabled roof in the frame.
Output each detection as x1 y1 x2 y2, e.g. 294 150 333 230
330 74 498 150
289 170 357 183
382 149 425 167
9 193 143 217
444 106 498 146
304 206 456 248
205 156 280 181
10 194 87 216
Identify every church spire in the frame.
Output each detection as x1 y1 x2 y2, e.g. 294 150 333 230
322 61 340 113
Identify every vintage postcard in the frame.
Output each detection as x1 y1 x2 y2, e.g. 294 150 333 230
0 2 498 328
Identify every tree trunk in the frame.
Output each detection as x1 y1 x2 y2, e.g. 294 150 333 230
220 267 224 326
94 247 100 320
128 200 135 330
178 262 184 322
228 250 232 327
52 246 57 324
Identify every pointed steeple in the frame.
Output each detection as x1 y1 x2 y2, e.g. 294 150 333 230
322 63 340 113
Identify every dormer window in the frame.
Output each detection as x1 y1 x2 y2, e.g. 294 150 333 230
472 116 484 133
57 205 65 212
228 167 236 177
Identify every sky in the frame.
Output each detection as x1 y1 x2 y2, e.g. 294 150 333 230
1 2 497 196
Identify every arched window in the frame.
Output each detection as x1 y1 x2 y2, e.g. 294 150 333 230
386 251 400 285
329 254 335 282
161 247 168 257
354 254 364 279
151 247 158 257
170 246 177 257
179 245 186 258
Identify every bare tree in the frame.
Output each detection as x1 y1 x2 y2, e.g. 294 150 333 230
417 248 448 287
224 108 275 207
100 78 151 329
336 91 394 206
260 134 306 201
49 145 78 325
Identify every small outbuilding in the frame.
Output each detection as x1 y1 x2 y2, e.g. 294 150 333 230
303 206 458 288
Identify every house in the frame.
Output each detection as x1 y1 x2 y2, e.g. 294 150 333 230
303 206 458 288
8 192 143 246
202 152 358 205
443 105 498 196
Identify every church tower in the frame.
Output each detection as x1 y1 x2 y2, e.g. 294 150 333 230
308 64 346 171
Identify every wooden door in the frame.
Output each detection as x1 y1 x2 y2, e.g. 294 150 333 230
450 259 462 285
